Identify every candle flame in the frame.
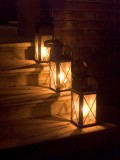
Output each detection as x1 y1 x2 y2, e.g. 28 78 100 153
83 105 89 117
41 46 48 61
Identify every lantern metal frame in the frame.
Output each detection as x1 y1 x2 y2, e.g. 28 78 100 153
71 89 97 128
35 33 53 62
49 60 71 92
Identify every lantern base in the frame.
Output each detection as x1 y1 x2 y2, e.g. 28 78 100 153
71 120 98 128
35 58 50 63
38 60 49 63
49 87 71 93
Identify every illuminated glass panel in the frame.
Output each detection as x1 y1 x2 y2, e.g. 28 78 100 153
59 62 71 90
35 35 39 60
49 61 71 92
41 35 52 61
50 62 57 90
83 94 96 125
35 34 52 61
72 92 79 124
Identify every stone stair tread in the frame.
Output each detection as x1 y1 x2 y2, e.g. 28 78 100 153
0 86 71 122
0 42 32 47
0 68 42 76
0 117 75 150
0 86 71 108
0 60 49 87
0 116 118 150
0 40 49 87
0 60 36 70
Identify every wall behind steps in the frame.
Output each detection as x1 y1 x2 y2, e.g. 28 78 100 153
53 0 116 60
52 0 120 124
17 0 52 36
17 0 40 36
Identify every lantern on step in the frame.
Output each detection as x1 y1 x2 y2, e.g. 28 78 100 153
71 90 97 127
49 60 71 92
71 60 97 127
35 34 53 62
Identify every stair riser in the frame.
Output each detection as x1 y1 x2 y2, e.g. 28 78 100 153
0 48 26 60
0 98 71 121
0 47 34 60
0 42 34 60
0 73 49 87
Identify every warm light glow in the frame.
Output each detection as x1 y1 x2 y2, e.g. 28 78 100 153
73 102 79 123
83 104 89 117
59 63 71 90
35 34 52 61
50 62 56 90
72 92 97 127
41 45 50 61
49 61 71 92
35 35 39 61
83 94 96 125
59 72 68 84
41 36 51 61
71 92 79 124
59 73 64 82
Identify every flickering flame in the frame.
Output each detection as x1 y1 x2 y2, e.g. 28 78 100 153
59 73 68 85
83 105 89 117
66 67 69 71
59 67 70 82
41 46 48 61
59 73 64 82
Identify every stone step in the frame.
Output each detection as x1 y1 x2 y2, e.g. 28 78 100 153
0 25 34 43
0 59 36 70
0 60 49 87
0 86 71 121
0 42 34 60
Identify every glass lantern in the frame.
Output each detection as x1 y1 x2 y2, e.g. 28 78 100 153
49 60 71 92
35 34 53 62
71 90 97 127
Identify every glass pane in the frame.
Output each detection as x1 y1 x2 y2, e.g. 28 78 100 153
41 35 52 61
50 62 57 90
83 94 96 125
72 92 79 124
35 34 39 60
60 62 71 90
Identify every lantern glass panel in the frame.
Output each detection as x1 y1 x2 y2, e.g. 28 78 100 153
35 34 52 61
41 35 51 61
35 35 39 60
50 61 57 90
49 61 71 92
71 92 79 124
59 62 71 90
71 91 97 127
83 94 96 125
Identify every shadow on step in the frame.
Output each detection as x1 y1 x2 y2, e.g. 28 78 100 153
25 45 35 60
31 92 71 119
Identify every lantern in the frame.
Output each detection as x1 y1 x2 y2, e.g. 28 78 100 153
49 60 71 92
71 90 97 127
35 33 53 62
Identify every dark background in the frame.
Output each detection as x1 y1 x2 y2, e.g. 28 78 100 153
0 0 17 24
